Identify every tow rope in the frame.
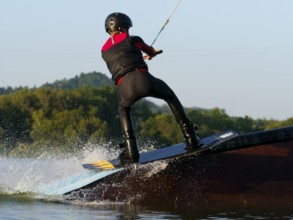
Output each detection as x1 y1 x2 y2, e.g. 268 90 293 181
151 0 183 46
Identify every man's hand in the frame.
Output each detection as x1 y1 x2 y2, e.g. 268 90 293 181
143 49 163 60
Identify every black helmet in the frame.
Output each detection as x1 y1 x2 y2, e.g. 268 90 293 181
105 12 132 33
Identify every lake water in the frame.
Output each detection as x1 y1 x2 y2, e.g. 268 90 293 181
1 149 293 219
1 194 293 219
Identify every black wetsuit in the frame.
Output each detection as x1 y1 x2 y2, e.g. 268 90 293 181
101 32 190 139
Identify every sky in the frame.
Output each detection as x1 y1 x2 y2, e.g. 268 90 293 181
0 0 292 121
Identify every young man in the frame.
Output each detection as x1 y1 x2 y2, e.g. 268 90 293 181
101 12 199 165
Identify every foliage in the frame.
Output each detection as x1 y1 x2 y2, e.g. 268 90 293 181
0 72 292 156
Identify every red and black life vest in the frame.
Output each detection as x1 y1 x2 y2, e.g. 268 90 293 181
102 36 147 83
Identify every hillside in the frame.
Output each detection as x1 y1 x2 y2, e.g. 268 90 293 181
0 71 113 95
41 71 113 90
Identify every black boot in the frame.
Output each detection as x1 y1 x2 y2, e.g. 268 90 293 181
118 107 140 165
165 95 200 150
180 120 200 150
119 138 139 165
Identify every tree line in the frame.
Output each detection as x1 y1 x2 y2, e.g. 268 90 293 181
0 72 292 157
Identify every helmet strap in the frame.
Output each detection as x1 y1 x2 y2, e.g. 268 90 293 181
110 35 115 44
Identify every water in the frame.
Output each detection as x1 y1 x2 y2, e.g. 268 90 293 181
1 194 293 219
1 147 293 219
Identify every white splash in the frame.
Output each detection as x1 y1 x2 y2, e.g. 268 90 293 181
0 141 168 198
137 161 169 178
0 144 117 195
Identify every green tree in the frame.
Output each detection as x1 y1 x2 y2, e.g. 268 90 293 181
140 113 181 145
0 97 32 151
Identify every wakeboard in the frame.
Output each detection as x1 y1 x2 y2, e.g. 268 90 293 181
83 130 238 170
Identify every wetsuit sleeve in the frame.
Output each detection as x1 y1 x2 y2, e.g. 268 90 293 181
131 36 156 57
